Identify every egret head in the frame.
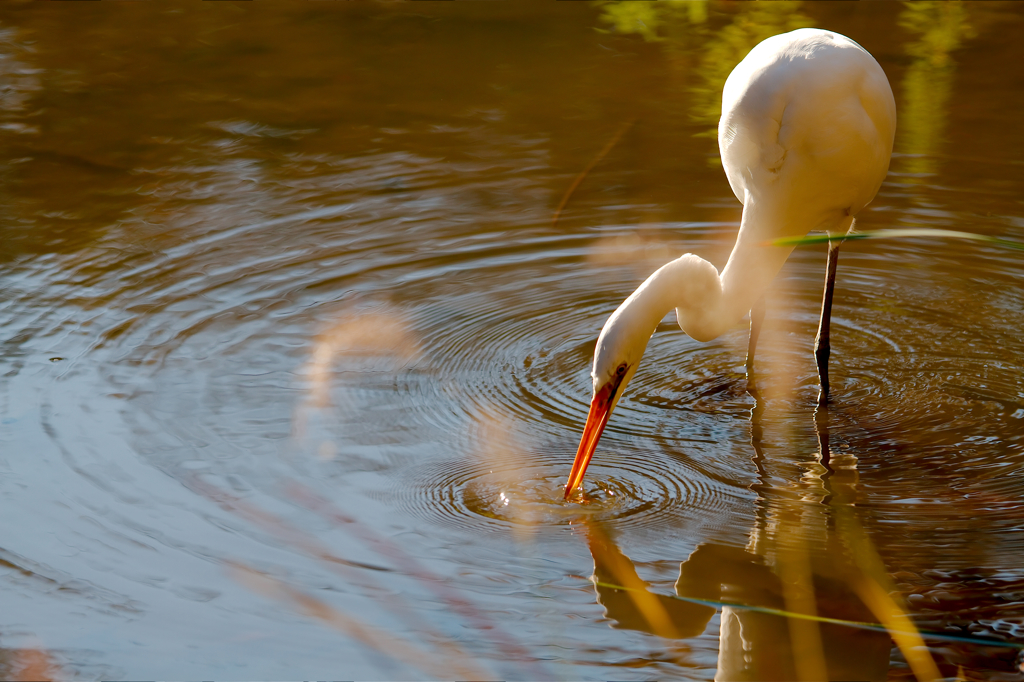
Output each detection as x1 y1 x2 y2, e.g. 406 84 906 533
564 299 651 499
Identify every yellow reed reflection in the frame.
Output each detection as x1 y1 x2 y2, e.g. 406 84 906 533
688 3 812 142
595 0 708 44
594 1 813 162
896 1 976 181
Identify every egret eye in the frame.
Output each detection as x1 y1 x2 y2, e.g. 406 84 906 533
616 363 627 376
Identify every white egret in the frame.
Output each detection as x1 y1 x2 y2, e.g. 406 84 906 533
565 29 896 498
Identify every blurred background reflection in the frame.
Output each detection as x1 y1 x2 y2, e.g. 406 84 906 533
0 1 1022 679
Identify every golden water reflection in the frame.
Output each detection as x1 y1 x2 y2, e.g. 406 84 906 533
896 1 977 182
596 1 814 159
1 1 1023 679
582 401 939 681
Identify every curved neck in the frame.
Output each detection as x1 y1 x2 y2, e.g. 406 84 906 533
601 206 823 364
611 254 736 345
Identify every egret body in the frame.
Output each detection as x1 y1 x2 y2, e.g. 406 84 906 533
565 29 896 498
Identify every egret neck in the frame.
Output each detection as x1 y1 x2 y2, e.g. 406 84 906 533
565 242 795 499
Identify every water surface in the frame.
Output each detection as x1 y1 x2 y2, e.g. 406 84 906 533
1 2 1023 679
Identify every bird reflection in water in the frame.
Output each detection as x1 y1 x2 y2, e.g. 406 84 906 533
578 398 894 682
584 525 891 681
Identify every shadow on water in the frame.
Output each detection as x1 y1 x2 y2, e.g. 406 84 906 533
1 1 1024 679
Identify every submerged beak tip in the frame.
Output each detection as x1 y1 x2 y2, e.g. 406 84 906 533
564 385 617 503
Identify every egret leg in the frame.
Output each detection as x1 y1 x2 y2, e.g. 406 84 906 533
746 295 766 379
814 243 840 404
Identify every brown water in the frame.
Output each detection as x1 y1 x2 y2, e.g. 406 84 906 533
1 2 1023 679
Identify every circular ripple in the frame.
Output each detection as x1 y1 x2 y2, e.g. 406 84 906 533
8 139 1022 561
389 446 743 534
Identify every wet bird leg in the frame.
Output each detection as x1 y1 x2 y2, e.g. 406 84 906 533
746 295 766 388
814 243 840 404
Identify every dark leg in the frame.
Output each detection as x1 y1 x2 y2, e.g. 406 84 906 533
746 295 766 379
814 243 840 405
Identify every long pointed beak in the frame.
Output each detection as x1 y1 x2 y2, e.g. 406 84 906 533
564 383 617 499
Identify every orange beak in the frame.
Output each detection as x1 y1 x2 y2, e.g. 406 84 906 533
564 379 620 499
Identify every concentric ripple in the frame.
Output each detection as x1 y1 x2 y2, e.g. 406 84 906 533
3 6 1024 679
391 447 742 533
5 143 1023 549
16 166 1019 544
2 97 1024 676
